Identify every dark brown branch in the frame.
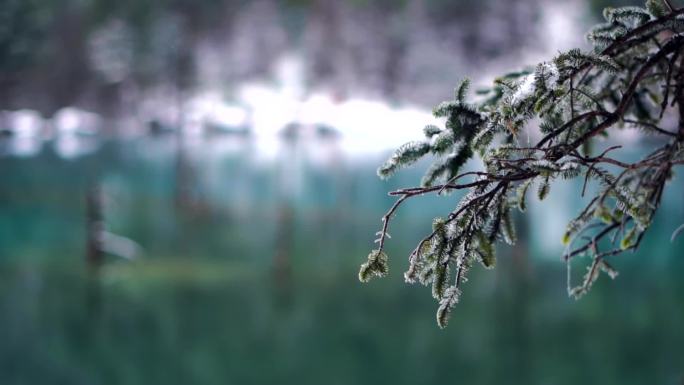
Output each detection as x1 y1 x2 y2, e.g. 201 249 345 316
376 195 408 252
570 35 684 149
623 119 678 137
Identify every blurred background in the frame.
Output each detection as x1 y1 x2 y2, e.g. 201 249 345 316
1 0 683 384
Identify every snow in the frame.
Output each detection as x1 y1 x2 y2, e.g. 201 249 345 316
511 74 537 105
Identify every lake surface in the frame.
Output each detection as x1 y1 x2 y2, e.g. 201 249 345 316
0 134 683 385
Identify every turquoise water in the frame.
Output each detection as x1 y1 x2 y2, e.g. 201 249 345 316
0 136 683 384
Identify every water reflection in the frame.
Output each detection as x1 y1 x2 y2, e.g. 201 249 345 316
1 121 684 382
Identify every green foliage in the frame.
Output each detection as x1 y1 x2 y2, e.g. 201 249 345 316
436 286 461 328
646 0 669 16
476 232 496 268
362 1 684 327
537 177 551 201
358 249 389 283
620 227 638 250
516 179 532 212
378 142 431 178
379 78 484 187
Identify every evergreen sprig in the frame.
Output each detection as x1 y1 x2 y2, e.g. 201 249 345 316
361 0 684 328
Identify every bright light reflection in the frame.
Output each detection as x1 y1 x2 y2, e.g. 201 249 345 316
238 83 439 160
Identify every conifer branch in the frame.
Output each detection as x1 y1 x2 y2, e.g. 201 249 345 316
361 1 684 327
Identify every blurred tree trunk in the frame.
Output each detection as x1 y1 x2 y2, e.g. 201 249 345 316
85 185 104 273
